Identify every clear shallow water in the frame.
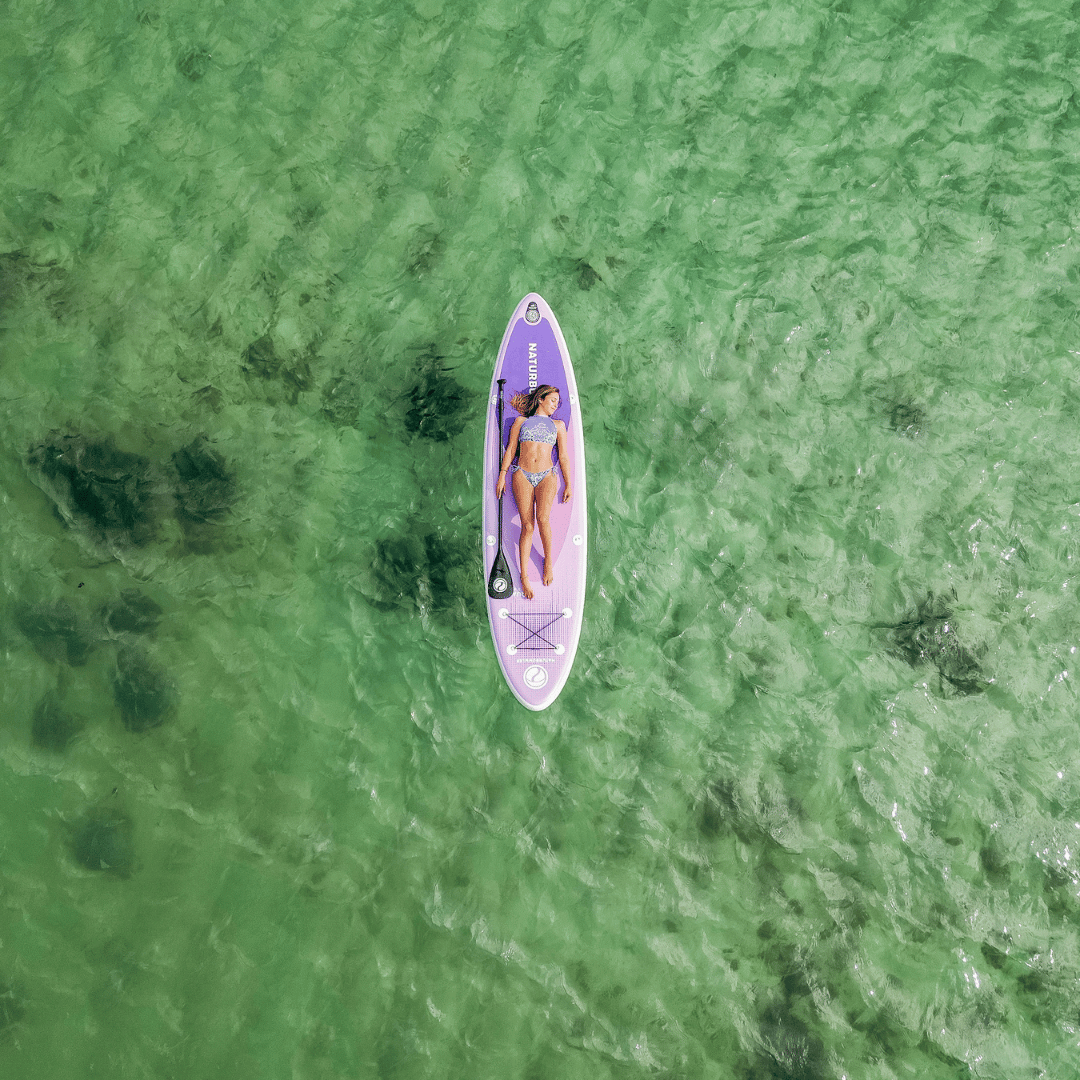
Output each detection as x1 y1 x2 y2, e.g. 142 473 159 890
2 0 1080 1076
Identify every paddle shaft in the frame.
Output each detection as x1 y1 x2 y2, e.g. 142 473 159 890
486 379 513 599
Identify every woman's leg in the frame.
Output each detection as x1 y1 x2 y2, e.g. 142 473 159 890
533 471 559 586
511 469 537 600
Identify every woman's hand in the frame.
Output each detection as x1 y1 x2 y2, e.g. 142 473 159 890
496 472 506 499
561 485 573 503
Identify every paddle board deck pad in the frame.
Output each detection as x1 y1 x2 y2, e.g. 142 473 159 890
483 293 586 711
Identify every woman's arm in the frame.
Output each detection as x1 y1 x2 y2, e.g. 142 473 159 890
495 417 524 498
554 421 573 502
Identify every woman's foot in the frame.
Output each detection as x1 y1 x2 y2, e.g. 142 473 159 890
543 559 554 587
521 576 534 600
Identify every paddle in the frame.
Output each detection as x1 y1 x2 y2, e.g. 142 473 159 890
487 378 513 599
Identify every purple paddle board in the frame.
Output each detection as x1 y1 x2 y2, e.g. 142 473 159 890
483 294 586 711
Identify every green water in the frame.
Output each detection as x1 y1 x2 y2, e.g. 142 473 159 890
2 0 1080 1075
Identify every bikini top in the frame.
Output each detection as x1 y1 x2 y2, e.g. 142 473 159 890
518 414 557 445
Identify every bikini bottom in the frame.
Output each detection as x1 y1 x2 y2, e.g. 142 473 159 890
512 463 554 488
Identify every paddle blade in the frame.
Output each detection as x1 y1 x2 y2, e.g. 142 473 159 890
487 548 513 599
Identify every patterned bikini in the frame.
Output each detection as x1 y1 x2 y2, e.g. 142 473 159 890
513 413 557 487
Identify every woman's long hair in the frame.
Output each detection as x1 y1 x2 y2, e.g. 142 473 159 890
510 384 560 416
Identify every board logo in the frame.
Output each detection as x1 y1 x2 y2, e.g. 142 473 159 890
528 342 538 388
523 665 548 689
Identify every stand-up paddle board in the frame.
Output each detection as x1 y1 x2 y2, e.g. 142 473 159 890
483 294 586 711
